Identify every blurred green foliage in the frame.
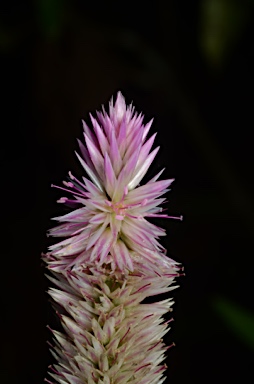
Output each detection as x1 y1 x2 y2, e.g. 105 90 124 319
200 0 251 67
36 0 66 39
213 297 254 349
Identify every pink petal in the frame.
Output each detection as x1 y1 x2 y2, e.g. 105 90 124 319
89 113 109 154
104 152 117 198
128 146 160 190
75 151 103 192
83 133 104 179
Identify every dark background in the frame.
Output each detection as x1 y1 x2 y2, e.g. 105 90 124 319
1 1 254 383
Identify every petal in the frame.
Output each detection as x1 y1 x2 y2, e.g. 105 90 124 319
86 221 109 250
126 179 174 202
128 146 160 190
90 113 109 154
136 132 157 170
104 152 117 198
75 151 103 192
109 129 122 175
83 132 104 178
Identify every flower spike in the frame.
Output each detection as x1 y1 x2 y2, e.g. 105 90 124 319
43 92 182 384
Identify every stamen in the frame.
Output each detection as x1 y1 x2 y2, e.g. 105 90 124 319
135 363 151 373
146 214 183 220
165 317 174 325
119 327 130 345
68 171 87 191
57 197 68 203
119 186 128 203
62 181 74 188
51 184 85 198
57 197 81 205
49 365 63 376
125 213 140 219
148 339 162 351
44 379 54 384
116 215 124 220
166 342 175 350
132 283 151 294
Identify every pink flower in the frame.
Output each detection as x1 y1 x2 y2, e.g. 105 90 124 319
45 92 181 273
43 92 182 384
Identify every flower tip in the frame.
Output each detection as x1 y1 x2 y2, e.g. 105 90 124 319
114 91 126 121
68 171 75 180
57 197 67 203
116 90 124 101
46 325 53 333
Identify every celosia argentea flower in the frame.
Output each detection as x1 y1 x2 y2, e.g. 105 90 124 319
43 92 182 384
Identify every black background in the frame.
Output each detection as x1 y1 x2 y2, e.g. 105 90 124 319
1 1 254 383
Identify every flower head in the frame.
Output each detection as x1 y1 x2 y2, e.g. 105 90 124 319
45 92 181 273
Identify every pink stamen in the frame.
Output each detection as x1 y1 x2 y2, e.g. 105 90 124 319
135 363 151 373
132 283 151 294
165 317 174 325
49 365 64 376
125 213 140 219
154 364 167 374
46 341 54 348
57 197 81 204
119 327 130 345
63 181 74 188
111 352 119 367
147 339 162 351
166 342 175 350
116 215 124 220
119 186 128 202
68 171 87 190
44 379 54 384
51 184 85 198
57 197 68 203
146 214 183 220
